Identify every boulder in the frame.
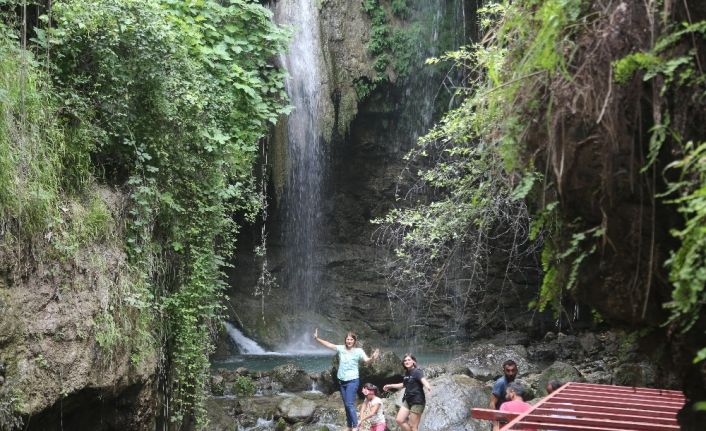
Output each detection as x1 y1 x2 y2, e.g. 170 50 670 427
360 351 403 387
448 344 534 380
315 368 338 394
210 374 225 396
277 395 317 422
556 333 584 360
420 374 487 431
271 363 312 392
253 375 283 397
578 359 615 384
537 361 584 396
423 363 447 380
487 330 530 346
578 332 601 356
527 342 558 364
205 397 243 431
307 394 347 430
613 362 656 387
237 396 284 421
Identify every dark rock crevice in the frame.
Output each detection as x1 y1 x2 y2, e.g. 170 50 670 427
22 383 154 431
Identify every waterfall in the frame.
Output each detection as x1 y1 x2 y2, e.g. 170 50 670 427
224 322 270 355
275 0 325 312
386 0 472 345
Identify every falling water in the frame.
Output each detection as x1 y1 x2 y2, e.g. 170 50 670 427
275 0 325 312
266 0 471 344
224 322 271 354
389 0 472 345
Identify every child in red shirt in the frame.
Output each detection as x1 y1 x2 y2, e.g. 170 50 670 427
494 383 531 431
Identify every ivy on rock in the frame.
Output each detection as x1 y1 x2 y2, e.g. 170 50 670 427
0 0 289 427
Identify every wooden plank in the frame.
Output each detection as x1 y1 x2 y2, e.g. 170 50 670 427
558 388 685 405
540 402 678 416
494 381 685 431
521 413 680 431
531 413 673 425
471 408 519 421
552 386 684 402
548 394 684 411
562 390 684 404
516 421 649 431
535 405 678 421
567 383 683 397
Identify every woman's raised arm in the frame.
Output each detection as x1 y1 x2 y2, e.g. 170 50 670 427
313 328 337 350
362 348 380 364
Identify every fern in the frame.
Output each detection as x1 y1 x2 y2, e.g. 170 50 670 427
663 141 706 334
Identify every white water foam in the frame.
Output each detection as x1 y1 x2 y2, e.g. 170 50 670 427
224 322 273 355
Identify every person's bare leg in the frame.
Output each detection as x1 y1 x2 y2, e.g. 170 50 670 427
408 411 421 431
396 406 412 431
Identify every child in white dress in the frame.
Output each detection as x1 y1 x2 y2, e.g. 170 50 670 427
359 383 386 431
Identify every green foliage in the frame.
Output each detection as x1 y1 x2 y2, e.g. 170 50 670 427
534 225 603 316
359 0 453 99
234 375 256 396
619 21 706 174
368 24 389 56
362 0 391 91
362 0 379 15
662 140 706 333
391 0 409 18
94 311 123 352
353 77 376 101
591 308 605 324
373 54 390 73
389 26 419 78
613 52 661 84
615 20 706 363
49 193 115 260
0 390 23 430
376 0 586 326
2 0 288 427
0 28 64 237
614 21 706 87
275 418 287 431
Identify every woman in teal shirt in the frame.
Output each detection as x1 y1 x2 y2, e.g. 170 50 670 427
314 328 380 431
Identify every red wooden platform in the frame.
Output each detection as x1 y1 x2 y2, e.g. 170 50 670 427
471 381 685 430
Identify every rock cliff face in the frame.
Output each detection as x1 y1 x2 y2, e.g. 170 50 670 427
221 0 706 428
227 0 397 345
225 0 541 349
520 1 706 428
0 188 156 430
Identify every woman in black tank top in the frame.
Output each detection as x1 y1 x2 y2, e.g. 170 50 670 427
382 354 432 431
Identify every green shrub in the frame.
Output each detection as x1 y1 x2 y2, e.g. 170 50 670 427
0 28 64 237
391 0 409 18
234 375 256 397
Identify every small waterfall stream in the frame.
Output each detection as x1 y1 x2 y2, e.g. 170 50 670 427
224 322 271 355
383 0 473 345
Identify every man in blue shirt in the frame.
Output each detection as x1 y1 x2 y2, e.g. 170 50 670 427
489 359 518 410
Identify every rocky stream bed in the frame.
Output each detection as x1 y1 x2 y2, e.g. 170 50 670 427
206 329 676 431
